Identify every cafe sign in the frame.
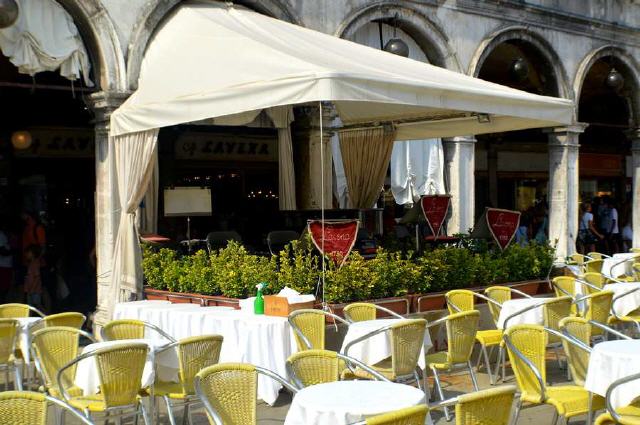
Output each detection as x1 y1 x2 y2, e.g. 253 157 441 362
419 195 451 239
13 128 94 158
175 132 277 162
308 219 359 267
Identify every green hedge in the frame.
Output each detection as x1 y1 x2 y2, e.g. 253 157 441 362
142 239 554 303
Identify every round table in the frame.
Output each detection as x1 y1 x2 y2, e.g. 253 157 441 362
15 317 42 363
584 340 640 410
340 319 432 369
497 298 547 329
283 381 429 425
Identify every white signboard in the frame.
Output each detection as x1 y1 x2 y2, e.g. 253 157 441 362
163 187 212 217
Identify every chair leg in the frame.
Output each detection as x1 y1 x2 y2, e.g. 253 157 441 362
414 370 422 390
512 399 522 424
164 395 177 425
139 402 151 425
13 365 22 391
431 367 451 421
550 410 559 425
423 368 431 402
493 346 504 383
467 361 479 391
481 345 495 385
182 403 190 425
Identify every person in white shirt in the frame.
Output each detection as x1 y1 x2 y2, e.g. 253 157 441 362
578 202 603 254
606 198 620 254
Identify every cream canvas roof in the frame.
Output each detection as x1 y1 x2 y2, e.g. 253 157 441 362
110 1 574 138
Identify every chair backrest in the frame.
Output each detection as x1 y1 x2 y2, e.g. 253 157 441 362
582 291 613 336
32 327 87 396
582 272 606 293
587 252 604 260
446 310 480 364
0 303 43 318
176 335 223 394
455 385 517 425
0 391 94 425
570 253 586 265
196 363 258 425
364 405 428 425
445 289 475 314
94 343 149 408
0 319 18 364
44 312 86 329
288 310 327 351
266 230 299 254
286 349 341 387
551 276 576 299
102 319 144 340
585 259 604 274
206 231 242 251
343 303 377 322
390 319 427 378
543 296 572 345
484 286 512 324
559 317 591 386
504 325 547 402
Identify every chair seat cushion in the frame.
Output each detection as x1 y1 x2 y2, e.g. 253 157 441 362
595 403 640 425
340 357 395 381
154 381 192 399
521 386 605 418
425 352 450 370
48 385 83 399
68 395 107 412
475 329 502 346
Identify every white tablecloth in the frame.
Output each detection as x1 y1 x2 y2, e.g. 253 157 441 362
602 253 638 278
284 381 429 425
574 282 640 317
497 298 547 329
340 319 432 369
73 339 174 395
584 340 640 409
113 302 296 405
16 317 41 363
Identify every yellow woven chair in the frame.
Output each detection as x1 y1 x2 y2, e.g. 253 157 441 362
350 404 428 425
581 272 607 294
595 372 640 425
341 319 426 386
100 319 176 342
428 385 517 425
0 390 94 425
195 363 298 425
43 312 86 329
568 254 587 274
587 252 609 261
286 349 389 388
57 342 151 424
31 326 96 399
343 302 404 322
551 277 578 313
576 290 613 339
154 334 224 425
558 317 592 386
425 310 480 420
503 324 604 424
288 309 349 351
631 248 640 254
0 303 45 318
0 319 21 391
585 259 604 274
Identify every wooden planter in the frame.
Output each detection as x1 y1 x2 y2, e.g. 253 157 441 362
318 296 411 321
143 287 241 309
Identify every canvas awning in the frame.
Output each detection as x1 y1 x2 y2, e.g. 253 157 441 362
110 1 573 137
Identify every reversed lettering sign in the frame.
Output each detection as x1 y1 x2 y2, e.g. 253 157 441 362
175 132 277 162
308 220 359 266
420 195 451 239
14 128 94 158
486 208 521 250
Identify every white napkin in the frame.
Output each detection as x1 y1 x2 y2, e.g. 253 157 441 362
277 287 315 304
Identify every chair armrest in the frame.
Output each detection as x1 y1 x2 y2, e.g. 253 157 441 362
145 322 177 343
503 300 549 329
28 305 46 318
373 304 405 319
575 279 602 293
46 395 94 425
606 372 640 423
611 286 640 320
337 353 392 383
587 320 632 340
342 324 396 358
502 334 547 400
545 327 591 353
508 288 534 299
57 351 96 402
256 366 299 394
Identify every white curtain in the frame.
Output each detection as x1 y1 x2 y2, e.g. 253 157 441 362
391 139 445 204
137 151 159 235
0 0 92 85
266 106 296 210
110 129 159 307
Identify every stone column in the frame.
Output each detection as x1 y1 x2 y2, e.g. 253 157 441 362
628 128 640 248
545 124 587 260
442 136 476 234
295 104 334 210
88 91 130 328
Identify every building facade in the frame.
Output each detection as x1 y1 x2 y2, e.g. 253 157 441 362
1 0 639 324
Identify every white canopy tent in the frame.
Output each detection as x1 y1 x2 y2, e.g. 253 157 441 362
108 0 574 305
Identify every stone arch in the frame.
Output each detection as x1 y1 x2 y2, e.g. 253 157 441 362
336 2 461 72
56 0 126 91
468 26 569 99
574 45 640 125
126 0 300 91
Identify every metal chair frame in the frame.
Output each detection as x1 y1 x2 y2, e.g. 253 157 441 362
342 320 424 388
601 372 640 423
424 313 480 421
194 365 298 425
56 343 152 425
286 350 391 389
266 230 300 256
343 302 405 323
288 309 350 350
100 319 177 343
610 285 640 334
0 319 22 391
504 326 598 425
605 255 640 279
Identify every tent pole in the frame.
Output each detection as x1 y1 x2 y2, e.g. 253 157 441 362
319 101 326 307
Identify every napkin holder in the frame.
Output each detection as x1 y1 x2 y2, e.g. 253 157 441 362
263 295 314 317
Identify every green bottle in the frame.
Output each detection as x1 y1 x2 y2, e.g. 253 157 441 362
254 282 265 315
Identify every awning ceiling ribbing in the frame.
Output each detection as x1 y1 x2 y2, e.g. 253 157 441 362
110 1 574 138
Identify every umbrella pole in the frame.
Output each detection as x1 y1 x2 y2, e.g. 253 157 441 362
319 101 326 307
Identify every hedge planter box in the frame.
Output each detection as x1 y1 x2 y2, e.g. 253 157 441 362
316 296 411 322
143 287 241 309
